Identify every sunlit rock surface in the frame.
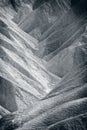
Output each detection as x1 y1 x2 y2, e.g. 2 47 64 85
0 0 87 130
